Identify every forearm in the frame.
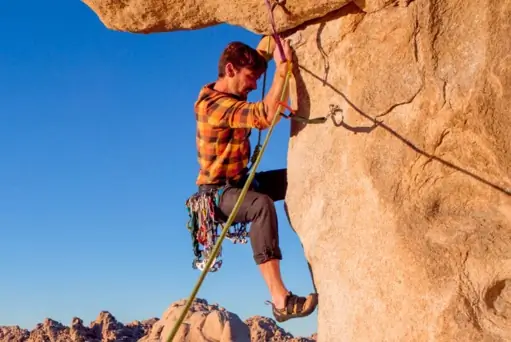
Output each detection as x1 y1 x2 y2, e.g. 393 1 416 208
263 62 291 124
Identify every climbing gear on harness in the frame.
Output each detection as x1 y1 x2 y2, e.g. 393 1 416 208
185 187 249 272
166 6 293 342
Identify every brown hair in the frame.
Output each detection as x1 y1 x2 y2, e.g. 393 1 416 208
218 41 267 78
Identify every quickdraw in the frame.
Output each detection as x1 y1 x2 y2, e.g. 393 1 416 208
279 102 342 124
185 188 249 272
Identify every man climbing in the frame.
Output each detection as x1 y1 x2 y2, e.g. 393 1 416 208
192 36 318 322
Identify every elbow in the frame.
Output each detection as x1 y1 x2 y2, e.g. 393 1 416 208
267 103 282 124
258 119 272 130
262 101 277 122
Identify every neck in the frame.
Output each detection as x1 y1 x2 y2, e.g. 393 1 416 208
214 77 229 91
214 77 240 98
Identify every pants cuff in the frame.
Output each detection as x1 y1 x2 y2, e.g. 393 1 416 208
253 247 282 265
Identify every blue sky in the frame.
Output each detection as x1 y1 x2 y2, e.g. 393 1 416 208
0 0 317 337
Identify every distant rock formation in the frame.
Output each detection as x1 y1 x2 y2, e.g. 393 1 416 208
245 316 315 342
0 298 316 342
0 311 156 342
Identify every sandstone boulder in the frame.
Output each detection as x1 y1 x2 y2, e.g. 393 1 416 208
139 298 250 342
83 0 511 341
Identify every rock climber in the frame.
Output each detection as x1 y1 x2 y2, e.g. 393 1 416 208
192 35 318 322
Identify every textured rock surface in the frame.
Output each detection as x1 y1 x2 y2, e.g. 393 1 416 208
0 326 30 341
0 299 314 342
81 0 354 34
139 298 250 342
0 313 156 342
284 0 511 340
245 316 315 342
84 0 511 341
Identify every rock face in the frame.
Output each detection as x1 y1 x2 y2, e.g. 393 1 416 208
0 299 314 342
284 1 511 341
83 0 511 341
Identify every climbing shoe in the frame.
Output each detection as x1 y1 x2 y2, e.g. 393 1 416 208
266 292 319 323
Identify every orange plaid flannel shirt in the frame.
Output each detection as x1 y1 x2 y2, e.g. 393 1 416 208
194 82 272 185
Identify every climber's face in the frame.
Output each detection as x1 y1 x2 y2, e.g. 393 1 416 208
236 67 260 100
227 64 261 100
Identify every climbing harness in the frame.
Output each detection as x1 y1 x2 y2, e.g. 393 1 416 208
185 188 249 272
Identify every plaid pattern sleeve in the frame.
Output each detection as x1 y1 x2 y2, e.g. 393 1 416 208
206 94 271 130
194 83 271 185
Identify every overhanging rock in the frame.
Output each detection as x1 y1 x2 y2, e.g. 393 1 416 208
81 0 389 34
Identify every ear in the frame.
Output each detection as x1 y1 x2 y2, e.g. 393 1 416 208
225 63 236 77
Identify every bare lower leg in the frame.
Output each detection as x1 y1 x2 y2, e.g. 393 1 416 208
259 259 289 309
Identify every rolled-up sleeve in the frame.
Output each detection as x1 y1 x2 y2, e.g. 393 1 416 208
208 96 271 130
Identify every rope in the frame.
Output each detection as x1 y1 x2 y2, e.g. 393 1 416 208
264 0 286 61
165 23 292 342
